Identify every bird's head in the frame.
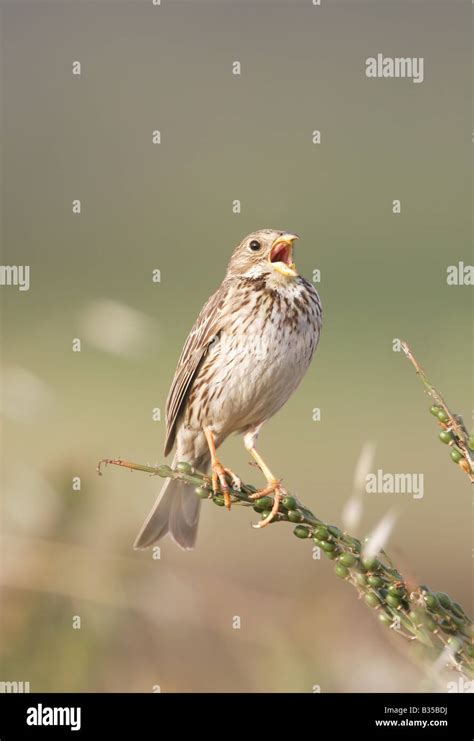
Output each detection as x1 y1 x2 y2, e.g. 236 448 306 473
227 229 300 281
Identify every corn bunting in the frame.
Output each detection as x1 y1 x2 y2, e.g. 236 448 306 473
134 229 322 550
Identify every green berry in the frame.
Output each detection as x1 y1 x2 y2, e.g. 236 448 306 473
341 535 361 551
439 619 457 634
213 496 226 507
338 552 357 568
355 573 368 587
293 525 310 539
244 484 257 493
334 563 349 579
439 430 454 445
437 409 449 423
362 556 380 572
281 496 297 510
253 496 274 512
323 549 338 560
288 510 304 523
449 615 465 630
388 585 405 598
320 540 336 552
368 575 384 589
365 592 381 609
436 592 452 610
423 593 439 610
261 510 272 520
328 525 342 539
378 612 393 626
194 487 209 499
157 465 173 477
314 526 329 541
451 602 465 619
450 449 463 463
176 461 193 474
385 594 401 609
430 404 441 416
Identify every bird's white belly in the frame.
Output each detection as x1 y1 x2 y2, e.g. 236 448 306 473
202 298 318 435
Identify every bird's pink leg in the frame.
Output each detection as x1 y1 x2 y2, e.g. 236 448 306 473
203 427 241 510
244 430 282 528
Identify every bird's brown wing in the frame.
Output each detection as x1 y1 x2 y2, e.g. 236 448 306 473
164 284 227 456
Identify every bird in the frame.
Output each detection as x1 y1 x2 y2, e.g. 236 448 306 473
134 228 323 550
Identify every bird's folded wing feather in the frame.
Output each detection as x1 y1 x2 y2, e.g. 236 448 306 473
164 284 228 455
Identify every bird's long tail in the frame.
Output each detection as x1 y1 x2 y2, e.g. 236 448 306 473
133 454 209 551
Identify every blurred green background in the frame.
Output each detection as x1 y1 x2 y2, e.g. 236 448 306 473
1 0 472 692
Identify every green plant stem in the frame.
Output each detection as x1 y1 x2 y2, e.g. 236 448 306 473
97 457 473 679
401 341 474 480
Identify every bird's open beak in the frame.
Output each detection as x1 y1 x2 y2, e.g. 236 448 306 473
269 233 299 277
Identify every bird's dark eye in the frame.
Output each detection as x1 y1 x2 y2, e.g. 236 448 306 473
249 240 261 252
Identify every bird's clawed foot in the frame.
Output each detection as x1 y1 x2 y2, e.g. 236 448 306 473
224 468 241 492
210 461 241 510
204 426 241 510
249 480 283 528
